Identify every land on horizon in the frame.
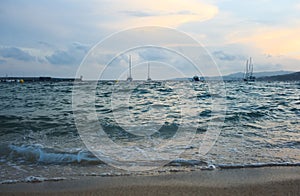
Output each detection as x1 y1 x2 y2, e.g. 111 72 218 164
1 70 300 82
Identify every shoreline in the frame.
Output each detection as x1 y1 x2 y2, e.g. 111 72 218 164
1 166 299 196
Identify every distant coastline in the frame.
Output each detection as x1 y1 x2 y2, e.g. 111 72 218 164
257 71 300 82
0 76 82 82
174 71 300 82
1 70 299 82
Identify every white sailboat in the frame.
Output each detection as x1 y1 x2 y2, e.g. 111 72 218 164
243 57 255 82
126 55 133 82
147 62 151 81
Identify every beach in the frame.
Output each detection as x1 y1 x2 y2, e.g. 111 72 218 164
1 166 300 196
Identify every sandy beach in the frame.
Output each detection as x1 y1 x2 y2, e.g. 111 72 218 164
1 166 299 196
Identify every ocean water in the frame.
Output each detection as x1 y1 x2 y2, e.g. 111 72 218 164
0 81 299 183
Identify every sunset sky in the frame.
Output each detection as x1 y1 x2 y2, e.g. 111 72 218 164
0 0 299 79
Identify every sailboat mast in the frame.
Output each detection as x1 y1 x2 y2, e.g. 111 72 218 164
127 55 133 81
250 57 254 77
245 59 249 79
243 57 255 82
129 55 132 78
147 62 151 81
148 63 150 79
249 57 253 77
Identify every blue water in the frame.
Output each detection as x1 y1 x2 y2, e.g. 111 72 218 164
0 81 299 182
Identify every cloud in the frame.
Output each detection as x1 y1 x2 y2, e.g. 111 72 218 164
174 10 196 15
121 11 157 17
46 50 76 65
106 0 218 28
38 41 55 49
46 42 89 65
0 59 6 64
178 2 300 73
121 10 197 18
138 48 169 61
1 0 299 77
0 47 35 62
213 50 244 61
233 27 300 59
71 42 90 52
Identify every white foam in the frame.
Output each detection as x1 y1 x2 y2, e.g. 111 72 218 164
8 144 100 164
25 176 46 183
23 176 66 183
0 179 20 184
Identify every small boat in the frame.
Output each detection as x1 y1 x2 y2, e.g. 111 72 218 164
192 76 200 81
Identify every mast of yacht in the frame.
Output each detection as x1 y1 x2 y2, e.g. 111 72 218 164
249 57 253 78
244 59 249 80
147 62 151 81
127 55 133 81
251 57 254 77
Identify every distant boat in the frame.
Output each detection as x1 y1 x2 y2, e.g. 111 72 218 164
147 62 152 81
126 55 133 82
193 76 200 81
243 57 255 82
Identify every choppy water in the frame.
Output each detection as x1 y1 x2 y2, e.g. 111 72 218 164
0 81 299 182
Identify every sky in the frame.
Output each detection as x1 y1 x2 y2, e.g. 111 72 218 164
0 0 299 79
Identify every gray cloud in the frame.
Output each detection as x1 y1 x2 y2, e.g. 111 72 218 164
213 50 244 61
138 48 169 61
71 42 90 52
121 10 157 17
0 59 6 64
46 42 89 65
46 50 77 65
38 41 55 49
0 47 35 62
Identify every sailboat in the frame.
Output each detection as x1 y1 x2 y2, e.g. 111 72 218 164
126 55 133 82
243 57 255 82
147 62 151 81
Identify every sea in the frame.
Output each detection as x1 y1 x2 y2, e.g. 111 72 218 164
0 81 299 183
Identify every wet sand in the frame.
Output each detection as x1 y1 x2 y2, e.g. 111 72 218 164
1 167 300 196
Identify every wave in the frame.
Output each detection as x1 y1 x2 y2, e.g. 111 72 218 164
165 160 300 170
1 176 66 184
1 144 102 165
167 159 208 166
218 162 300 169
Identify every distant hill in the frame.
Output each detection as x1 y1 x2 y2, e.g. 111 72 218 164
202 70 294 81
257 71 300 81
222 70 294 80
171 70 296 81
